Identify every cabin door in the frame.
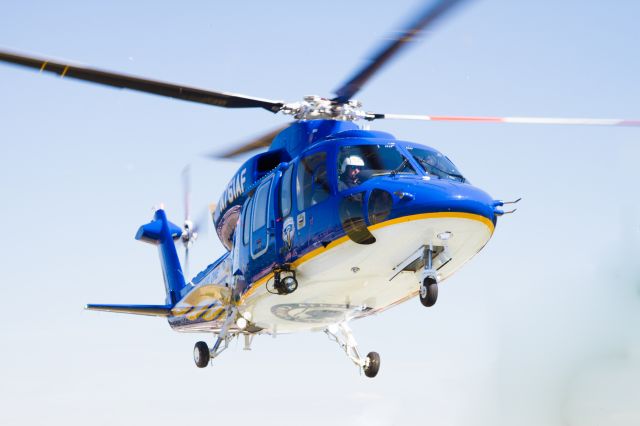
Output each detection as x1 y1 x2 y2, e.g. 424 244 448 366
250 176 273 260
276 164 295 264
293 150 335 252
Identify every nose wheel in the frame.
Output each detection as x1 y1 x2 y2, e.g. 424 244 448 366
419 276 438 307
419 244 439 307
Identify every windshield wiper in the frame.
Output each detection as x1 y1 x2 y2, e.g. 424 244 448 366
416 158 464 181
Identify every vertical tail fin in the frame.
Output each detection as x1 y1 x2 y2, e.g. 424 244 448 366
135 209 186 305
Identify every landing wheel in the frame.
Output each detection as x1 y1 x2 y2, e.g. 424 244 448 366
419 277 438 307
193 341 210 368
363 351 381 378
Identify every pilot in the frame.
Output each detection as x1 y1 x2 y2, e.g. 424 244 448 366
339 155 366 190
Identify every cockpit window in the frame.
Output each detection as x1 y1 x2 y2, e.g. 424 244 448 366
406 146 466 183
337 144 416 191
296 151 329 210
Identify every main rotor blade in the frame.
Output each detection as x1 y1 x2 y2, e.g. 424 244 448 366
209 124 290 159
368 113 640 127
332 0 468 103
0 49 284 112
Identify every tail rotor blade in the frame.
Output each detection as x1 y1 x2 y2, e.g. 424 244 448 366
184 246 190 283
182 165 191 223
192 208 211 237
178 167 210 282
180 165 196 281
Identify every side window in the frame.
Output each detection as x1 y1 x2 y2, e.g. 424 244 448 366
280 164 293 217
242 198 252 245
296 152 329 210
252 179 271 232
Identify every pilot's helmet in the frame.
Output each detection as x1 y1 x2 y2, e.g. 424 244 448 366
341 155 365 173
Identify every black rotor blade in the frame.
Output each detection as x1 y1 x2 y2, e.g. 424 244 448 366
332 0 468 103
209 124 290 159
0 49 284 112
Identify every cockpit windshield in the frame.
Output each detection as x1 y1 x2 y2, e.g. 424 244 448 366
406 146 466 183
337 144 416 191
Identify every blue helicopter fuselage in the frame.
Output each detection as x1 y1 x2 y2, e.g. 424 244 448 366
166 119 501 332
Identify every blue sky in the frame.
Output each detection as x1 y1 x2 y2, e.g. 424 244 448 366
1 1 639 425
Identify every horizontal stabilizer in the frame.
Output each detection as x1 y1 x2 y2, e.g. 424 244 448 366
85 304 173 317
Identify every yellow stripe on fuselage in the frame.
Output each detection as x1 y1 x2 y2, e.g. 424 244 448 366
172 307 192 316
202 307 224 321
186 304 212 321
369 211 494 235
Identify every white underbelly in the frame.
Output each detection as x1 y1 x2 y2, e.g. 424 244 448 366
243 213 493 333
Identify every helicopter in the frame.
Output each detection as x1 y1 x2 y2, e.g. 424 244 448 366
1 0 637 379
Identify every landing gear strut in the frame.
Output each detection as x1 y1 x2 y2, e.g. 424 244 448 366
193 307 238 368
419 245 438 307
390 243 446 308
325 322 381 378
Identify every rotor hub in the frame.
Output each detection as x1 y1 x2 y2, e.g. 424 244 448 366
181 220 197 248
282 96 370 122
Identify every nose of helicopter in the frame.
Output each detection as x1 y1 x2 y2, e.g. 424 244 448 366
411 179 495 221
367 177 497 227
